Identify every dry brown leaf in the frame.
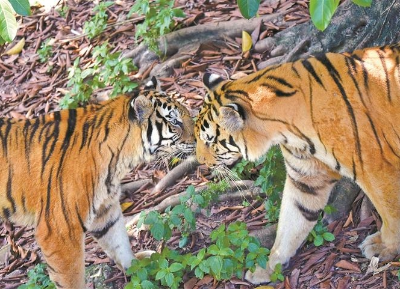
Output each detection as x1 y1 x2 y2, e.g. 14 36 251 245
335 260 361 272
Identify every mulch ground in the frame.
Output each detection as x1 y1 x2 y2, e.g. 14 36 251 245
1 0 400 288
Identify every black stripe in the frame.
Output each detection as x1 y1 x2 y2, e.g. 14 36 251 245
45 170 53 239
41 121 59 177
3 208 10 219
289 175 318 195
6 167 16 213
315 54 362 168
344 56 367 108
225 90 251 101
396 55 400 85
284 159 303 175
296 202 321 222
80 121 92 151
267 76 294 88
292 125 316 155
58 176 72 239
383 133 400 160
365 113 383 154
76 205 87 232
90 217 119 239
105 147 115 188
377 50 391 102
332 149 341 171
292 63 300 78
352 54 369 90
246 65 279 83
302 59 325 88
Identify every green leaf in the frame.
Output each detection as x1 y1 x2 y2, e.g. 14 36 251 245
323 232 335 242
172 8 185 18
313 234 324 247
352 0 372 7
169 263 184 273
9 0 30 15
150 222 165 240
309 0 340 31
0 0 18 42
155 270 166 280
237 0 260 19
165 272 174 287
208 256 223 277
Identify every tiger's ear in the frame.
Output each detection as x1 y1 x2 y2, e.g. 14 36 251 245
131 95 153 123
203 73 225 91
144 76 159 90
219 104 244 133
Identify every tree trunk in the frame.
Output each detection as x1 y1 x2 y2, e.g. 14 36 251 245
256 0 400 67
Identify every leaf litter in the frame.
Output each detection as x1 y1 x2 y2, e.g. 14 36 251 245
1 0 400 288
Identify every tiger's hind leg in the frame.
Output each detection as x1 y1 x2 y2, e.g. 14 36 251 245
359 179 400 261
88 200 134 271
36 221 85 289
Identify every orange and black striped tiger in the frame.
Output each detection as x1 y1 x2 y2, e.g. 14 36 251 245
0 79 194 288
195 44 400 284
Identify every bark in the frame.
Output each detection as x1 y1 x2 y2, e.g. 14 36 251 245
256 0 400 67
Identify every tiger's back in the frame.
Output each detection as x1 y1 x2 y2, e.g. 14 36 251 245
195 43 400 284
1 89 194 288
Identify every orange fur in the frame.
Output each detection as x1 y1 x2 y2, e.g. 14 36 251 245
1 90 194 288
195 44 400 284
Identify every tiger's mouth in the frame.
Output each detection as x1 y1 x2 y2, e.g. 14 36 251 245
177 142 196 154
212 155 242 169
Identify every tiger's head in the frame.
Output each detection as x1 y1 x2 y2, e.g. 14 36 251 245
131 77 195 160
195 72 299 168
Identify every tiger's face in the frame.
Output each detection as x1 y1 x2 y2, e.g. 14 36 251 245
195 74 246 168
131 79 195 159
195 73 289 168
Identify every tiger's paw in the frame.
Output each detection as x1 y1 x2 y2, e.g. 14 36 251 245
244 265 273 285
359 232 398 262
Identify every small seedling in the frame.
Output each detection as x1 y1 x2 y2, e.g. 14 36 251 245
83 1 114 39
128 0 185 54
37 39 53 63
18 263 55 289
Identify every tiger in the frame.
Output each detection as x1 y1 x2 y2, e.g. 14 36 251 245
194 43 400 284
0 78 195 289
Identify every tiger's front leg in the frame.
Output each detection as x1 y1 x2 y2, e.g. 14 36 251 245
245 153 340 284
88 199 134 271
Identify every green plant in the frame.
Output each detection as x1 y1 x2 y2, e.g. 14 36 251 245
57 5 69 18
37 39 53 63
18 263 55 289
83 1 113 39
307 207 335 247
126 222 269 289
128 0 185 53
60 42 138 108
138 181 229 247
0 0 31 44
270 263 284 282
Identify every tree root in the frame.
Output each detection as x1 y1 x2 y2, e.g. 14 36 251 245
151 155 199 195
123 11 292 78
